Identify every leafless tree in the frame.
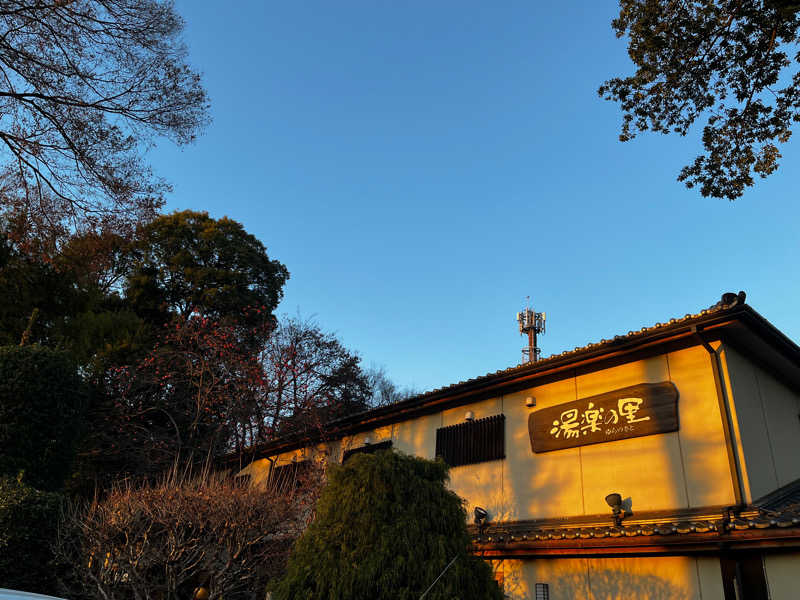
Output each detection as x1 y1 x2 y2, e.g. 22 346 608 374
0 1 209 247
365 365 419 407
230 315 373 451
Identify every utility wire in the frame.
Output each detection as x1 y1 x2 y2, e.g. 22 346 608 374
419 555 458 600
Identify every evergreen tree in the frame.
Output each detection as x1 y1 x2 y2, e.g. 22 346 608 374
0 345 87 491
270 450 502 600
0 476 63 595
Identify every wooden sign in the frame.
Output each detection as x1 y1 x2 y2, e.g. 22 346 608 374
529 382 679 453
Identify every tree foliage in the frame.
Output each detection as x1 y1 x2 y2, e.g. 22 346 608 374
0 0 209 241
270 450 503 600
89 312 269 483
0 229 150 374
0 211 403 490
0 476 63 595
0 345 87 490
88 312 377 483
600 0 800 199
0 234 78 346
57 470 319 600
126 211 289 329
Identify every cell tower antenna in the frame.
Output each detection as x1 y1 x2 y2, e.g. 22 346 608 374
517 298 546 364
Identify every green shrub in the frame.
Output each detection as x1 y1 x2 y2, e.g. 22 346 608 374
270 450 503 600
0 345 87 490
0 476 63 594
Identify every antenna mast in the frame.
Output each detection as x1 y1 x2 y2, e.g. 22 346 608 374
517 297 546 364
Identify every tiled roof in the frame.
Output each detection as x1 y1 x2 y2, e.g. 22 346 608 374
472 478 800 548
226 290 800 462
228 292 800 463
472 509 800 546
332 291 750 420
754 477 800 512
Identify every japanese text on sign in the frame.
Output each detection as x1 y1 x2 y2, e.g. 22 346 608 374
529 382 679 453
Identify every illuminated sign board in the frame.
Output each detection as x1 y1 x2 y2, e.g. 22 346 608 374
528 382 679 453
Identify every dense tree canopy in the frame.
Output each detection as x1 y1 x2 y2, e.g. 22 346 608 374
91 313 270 482
0 0 209 242
0 235 77 346
270 451 503 600
126 211 289 329
0 229 150 375
0 346 87 490
0 209 406 491
0 476 63 595
600 0 800 199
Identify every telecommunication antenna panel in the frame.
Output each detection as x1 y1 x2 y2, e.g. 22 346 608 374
517 297 546 364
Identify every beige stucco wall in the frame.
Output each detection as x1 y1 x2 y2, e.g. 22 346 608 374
504 377 584 521
500 344 735 521
255 343 738 520
393 412 440 459
721 344 800 501
498 555 724 600
764 553 800 600
240 442 335 486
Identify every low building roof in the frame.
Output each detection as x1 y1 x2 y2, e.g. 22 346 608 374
226 291 800 465
472 478 800 557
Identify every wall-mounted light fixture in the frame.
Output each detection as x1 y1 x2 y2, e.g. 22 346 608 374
605 493 625 526
474 506 489 533
192 587 209 600
525 396 536 407
363 435 372 445
465 411 475 421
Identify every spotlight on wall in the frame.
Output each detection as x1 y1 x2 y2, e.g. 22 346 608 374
605 493 624 526
474 506 489 532
525 396 536 407
192 587 209 600
465 411 475 421
363 436 372 445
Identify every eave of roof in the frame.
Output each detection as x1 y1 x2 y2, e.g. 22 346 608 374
471 482 800 556
227 293 800 465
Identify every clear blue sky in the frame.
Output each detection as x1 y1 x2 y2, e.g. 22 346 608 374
150 1 800 393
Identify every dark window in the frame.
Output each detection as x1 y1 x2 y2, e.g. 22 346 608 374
268 460 310 489
435 414 505 467
342 440 393 463
535 583 550 600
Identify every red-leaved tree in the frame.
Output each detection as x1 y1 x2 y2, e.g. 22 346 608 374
84 312 376 485
87 310 270 484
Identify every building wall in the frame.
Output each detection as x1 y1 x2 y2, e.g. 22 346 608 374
764 553 800 600
498 555 725 600
452 344 736 521
253 343 739 521
721 344 800 501
243 342 800 600
239 442 334 485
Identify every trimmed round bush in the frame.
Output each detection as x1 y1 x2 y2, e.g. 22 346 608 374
270 450 503 600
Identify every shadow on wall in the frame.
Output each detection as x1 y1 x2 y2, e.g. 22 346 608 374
503 568 693 600
584 571 692 600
